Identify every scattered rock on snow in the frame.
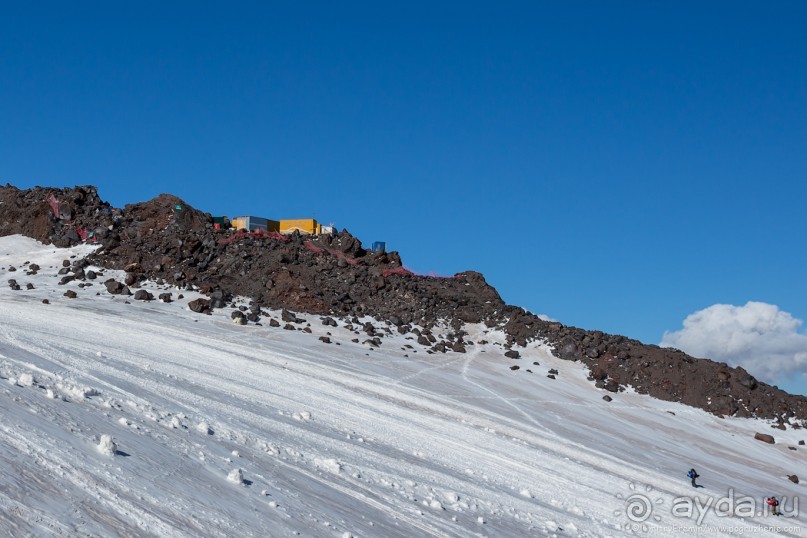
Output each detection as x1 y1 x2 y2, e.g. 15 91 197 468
133 290 153 301
188 298 211 314
104 280 125 294
281 309 301 323
754 433 775 444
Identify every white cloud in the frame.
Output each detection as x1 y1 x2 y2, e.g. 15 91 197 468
660 301 807 383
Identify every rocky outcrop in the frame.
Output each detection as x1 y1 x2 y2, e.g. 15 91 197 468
3 183 807 424
0 184 115 246
499 306 807 424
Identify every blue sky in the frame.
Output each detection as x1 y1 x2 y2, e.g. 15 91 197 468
2 2 806 393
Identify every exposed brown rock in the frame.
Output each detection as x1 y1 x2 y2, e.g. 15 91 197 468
754 433 775 444
4 183 807 423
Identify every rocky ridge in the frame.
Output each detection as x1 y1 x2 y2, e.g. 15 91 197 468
2 183 806 425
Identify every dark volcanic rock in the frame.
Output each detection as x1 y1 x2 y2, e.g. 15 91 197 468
282 309 301 323
603 380 620 393
754 433 775 444
133 290 153 301
105 280 125 295
188 298 210 314
4 183 807 423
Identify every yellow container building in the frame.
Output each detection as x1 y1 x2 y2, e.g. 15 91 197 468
280 218 321 235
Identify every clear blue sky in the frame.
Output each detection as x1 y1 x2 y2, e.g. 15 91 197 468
2 2 806 392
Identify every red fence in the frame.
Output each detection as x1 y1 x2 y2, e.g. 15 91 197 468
218 229 291 245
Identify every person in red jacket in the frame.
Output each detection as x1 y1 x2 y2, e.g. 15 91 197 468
767 496 780 516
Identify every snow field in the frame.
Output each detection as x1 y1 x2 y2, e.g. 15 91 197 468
0 236 806 537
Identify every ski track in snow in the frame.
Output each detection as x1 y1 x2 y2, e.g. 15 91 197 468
1 235 806 537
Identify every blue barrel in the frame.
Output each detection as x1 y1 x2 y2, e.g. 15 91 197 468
372 241 386 253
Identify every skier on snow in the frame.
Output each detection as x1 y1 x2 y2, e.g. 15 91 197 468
687 468 700 488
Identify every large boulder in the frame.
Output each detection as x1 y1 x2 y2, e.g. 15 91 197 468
133 290 153 301
188 298 211 314
105 280 125 295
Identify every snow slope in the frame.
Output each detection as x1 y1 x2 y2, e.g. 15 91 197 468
0 235 805 537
